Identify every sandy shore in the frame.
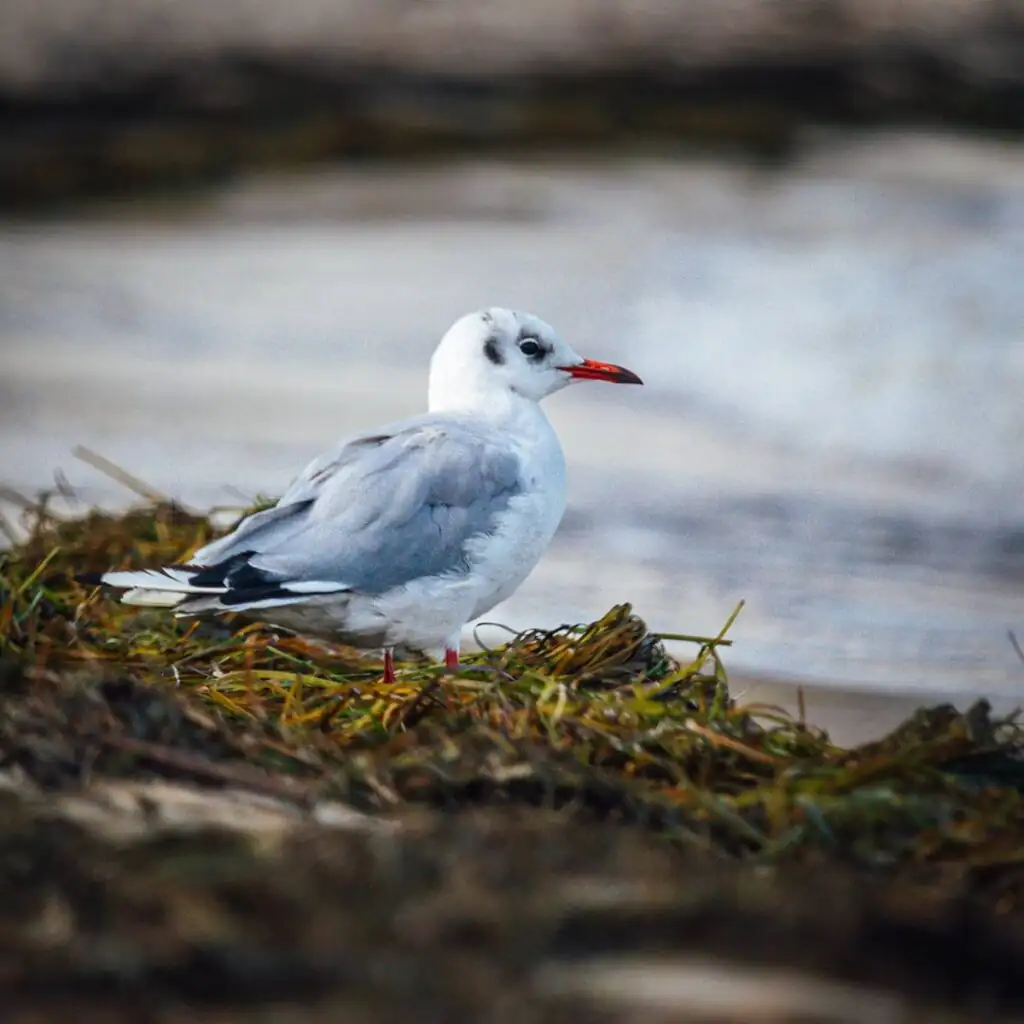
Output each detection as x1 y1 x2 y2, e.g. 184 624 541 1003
733 675 1013 747
2 0 1023 204
4 0 1021 86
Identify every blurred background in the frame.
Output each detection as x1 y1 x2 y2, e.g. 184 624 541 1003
2 0 1023 700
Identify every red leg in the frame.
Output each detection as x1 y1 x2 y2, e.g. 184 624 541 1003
444 648 459 670
382 648 396 684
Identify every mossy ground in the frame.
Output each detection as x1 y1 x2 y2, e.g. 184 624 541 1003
2 493 1024 1020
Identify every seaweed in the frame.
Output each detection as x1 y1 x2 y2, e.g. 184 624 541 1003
1 489 1022 900
4 488 1024 1020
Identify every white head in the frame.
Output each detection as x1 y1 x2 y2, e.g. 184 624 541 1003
428 307 642 412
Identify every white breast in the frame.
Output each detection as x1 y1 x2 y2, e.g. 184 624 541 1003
468 414 566 615
348 406 567 654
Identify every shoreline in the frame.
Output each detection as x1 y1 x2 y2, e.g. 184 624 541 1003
3 0 1023 206
729 673 1019 747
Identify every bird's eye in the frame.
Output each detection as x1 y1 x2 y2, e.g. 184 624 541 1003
519 338 542 358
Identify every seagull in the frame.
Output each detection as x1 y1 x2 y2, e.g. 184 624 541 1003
84 308 643 682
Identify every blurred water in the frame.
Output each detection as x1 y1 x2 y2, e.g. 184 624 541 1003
2 131 1023 694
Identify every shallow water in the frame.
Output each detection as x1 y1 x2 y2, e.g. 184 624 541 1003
2 131 1023 694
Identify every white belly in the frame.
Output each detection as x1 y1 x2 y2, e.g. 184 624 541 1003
465 484 566 619
365 481 565 650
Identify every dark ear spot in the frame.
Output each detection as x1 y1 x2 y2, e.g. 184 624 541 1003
483 337 505 365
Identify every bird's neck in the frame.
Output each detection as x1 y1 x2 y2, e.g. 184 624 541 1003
429 381 539 425
429 383 561 457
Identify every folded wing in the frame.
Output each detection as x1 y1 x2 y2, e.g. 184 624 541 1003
96 418 524 614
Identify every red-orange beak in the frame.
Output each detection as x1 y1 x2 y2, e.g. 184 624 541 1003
557 358 643 385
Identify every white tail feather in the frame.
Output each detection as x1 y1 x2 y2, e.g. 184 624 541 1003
101 569 350 614
121 588 189 608
100 568 223 594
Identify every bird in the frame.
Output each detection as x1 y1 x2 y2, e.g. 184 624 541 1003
82 308 643 683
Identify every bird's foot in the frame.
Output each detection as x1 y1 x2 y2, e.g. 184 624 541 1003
444 648 459 670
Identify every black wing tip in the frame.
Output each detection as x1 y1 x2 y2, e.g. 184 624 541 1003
217 584 295 607
75 571 107 586
186 551 259 589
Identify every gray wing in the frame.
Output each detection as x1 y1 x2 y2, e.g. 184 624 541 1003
188 417 523 598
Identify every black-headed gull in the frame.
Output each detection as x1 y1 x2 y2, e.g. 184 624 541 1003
85 308 643 682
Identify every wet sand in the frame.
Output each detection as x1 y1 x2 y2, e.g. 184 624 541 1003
734 676 1016 747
